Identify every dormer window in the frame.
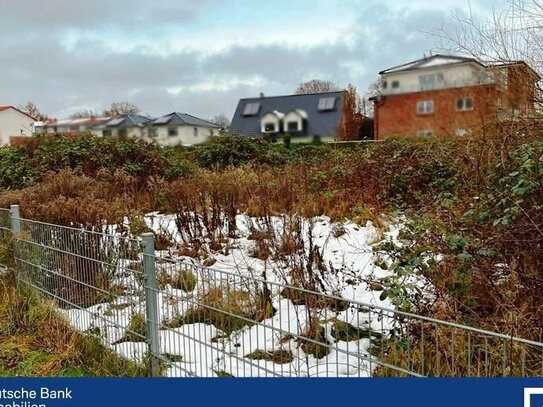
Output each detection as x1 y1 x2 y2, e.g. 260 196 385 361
287 121 299 131
260 111 284 133
243 103 261 116
264 123 276 132
317 97 336 111
283 109 307 133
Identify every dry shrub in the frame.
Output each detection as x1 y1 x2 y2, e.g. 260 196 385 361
160 268 197 293
297 317 330 359
373 322 542 377
245 349 294 364
114 313 147 344
166 287 274 334
280 286 349 312
0 276 144 376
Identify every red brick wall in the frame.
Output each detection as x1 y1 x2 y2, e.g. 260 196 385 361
374 85 499 139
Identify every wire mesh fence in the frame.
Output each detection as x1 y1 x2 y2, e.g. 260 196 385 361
2 205 543 378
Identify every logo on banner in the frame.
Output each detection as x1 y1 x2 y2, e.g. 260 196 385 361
525 388 543 407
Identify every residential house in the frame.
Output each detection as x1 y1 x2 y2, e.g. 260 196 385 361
372 54 540 139
144 112 221 146
100 114 150 139
0 105 35 146
229 91 346 142
38 116 111 136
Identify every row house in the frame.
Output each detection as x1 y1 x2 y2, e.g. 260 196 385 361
36 112 221 147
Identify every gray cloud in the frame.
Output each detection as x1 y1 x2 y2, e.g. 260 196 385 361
0 0 212 30
0 1 496 120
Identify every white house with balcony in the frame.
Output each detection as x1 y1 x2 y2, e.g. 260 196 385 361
380 54 493 95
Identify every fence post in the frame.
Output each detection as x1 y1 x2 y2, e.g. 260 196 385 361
10 204 20 234
142 232 160 377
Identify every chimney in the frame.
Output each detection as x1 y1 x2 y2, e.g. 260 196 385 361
260 92 265 98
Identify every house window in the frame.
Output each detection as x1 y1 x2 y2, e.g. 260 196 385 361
264 123 276 132
382 80 388 89
103 130 111 137
419 74 444 90
456 97 474 111
417 129 433 137
391 80 400 89
193 127 198 138
168 127 178 137
317 97 336 111
287 121 299 132
243 103 261 116
118 128 128 139
417 100 434 114
148 128 157 138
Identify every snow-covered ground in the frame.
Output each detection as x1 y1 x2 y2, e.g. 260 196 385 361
59 213 424 377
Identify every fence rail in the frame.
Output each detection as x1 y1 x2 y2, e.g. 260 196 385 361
1 205 542 377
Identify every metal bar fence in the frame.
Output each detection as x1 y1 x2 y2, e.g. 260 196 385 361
2 205 543 378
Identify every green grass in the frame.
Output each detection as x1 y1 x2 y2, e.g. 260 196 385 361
0 273 148 377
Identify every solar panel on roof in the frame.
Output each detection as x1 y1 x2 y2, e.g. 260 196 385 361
243 103 260 116
153 116 171 125
107 118 124 126
317 97 336 111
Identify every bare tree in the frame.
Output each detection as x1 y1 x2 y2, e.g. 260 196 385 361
363 78 385 117
102 101 140 117
17 101 49 121
432 0 543 75
69 109 98 119
339 84 370 141
294 79 340 95
211 114 231 131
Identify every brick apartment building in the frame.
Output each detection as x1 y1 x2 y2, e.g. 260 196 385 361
372 54 540 139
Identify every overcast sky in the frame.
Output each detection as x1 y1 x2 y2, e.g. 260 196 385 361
0 0 505 120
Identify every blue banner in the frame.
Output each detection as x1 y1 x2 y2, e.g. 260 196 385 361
1 378 543 407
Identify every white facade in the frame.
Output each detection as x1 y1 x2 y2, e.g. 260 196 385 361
260 112 284 133
382 62 489 95
0 107 34 146
283 110 307 132
113 127 145 140
144 125 217 146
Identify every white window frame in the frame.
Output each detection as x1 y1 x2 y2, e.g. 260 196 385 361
286 121 300 132
263 122 276 133
417 100 434 115
456 97 474 112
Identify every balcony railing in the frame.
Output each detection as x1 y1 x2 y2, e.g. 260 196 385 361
381 78 496 96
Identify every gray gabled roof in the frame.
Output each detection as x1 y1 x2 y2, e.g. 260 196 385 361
379 54 484 75
229 91 345 137
148 112 221 128
105 114 150 128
